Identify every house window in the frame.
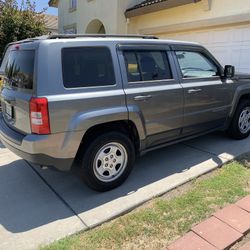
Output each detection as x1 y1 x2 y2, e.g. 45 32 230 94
70 0 77 10
64 25 77 34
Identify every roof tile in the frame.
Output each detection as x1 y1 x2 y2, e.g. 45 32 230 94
44 14 58 30
126 0 168 12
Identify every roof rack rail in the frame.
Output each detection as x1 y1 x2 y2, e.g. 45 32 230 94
7 35 51 45
48 34 159 40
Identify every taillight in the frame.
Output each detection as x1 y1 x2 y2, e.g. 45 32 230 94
29 97 51 134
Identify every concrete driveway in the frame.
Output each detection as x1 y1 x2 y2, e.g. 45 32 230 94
1 132 250 250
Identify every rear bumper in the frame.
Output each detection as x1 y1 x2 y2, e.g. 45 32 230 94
0 115 80 171
1 138 73 170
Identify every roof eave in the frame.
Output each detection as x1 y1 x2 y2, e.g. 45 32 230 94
48 0 58 8
125 0 201 18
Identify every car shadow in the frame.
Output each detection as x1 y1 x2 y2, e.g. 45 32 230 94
0 159 82 233
0 131 249 234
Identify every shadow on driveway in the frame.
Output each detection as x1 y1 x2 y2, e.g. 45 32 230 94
0 159 83 234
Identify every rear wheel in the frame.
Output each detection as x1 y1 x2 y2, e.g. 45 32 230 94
80 131 135 191
227 99 250 139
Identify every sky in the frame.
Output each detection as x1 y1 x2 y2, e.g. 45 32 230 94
16 0 58 15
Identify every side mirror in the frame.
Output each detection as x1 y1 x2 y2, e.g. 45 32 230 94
224 65 235 78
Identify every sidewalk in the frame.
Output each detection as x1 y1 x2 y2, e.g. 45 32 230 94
166 195 250 250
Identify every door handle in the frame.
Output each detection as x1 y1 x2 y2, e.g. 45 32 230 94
187 88 202 94
134 95 152 101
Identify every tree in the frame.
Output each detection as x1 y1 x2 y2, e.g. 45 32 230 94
0 0 46 56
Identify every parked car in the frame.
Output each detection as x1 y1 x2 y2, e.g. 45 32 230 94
0 34 250 191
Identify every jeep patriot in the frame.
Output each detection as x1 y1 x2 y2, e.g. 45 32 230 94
0 34 250 191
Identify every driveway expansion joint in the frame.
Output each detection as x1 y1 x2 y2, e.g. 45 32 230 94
182 142 231 161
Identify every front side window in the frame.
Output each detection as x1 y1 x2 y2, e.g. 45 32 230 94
124 50 172 82
62 47 115 88
175 51 218 78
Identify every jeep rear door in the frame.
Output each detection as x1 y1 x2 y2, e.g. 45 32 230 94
0 42 37 134
118 44 184 148
173 45 232 135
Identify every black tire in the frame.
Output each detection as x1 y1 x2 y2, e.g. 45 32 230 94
80 131 135 192
227 99 250 139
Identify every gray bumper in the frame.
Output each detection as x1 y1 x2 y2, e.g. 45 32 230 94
0 116 81 171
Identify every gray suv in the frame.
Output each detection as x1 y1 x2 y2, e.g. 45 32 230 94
0 34 250 191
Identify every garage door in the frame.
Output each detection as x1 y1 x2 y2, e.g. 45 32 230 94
162 24 250 74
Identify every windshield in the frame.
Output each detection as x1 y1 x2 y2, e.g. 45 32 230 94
3 49 35 90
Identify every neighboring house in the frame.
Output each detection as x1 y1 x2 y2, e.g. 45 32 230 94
44 14 58 34
49 0 250 73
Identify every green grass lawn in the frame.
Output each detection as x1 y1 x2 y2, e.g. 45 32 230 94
42 158 250 250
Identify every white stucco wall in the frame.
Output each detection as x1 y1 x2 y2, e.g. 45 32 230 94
58 0 77 33
56 0 250 35
57 0 138 34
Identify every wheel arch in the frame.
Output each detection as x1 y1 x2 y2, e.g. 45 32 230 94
229 84 250 118
75 120 142 163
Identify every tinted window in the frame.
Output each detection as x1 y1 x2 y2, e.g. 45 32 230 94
4 50 35 90
0 46 11 74
62 47 115 88
176 51 218 78
123 52 140 82
124 51 172 82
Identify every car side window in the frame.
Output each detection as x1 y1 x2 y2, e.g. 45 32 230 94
62 47 115 88
175 51 219 78
123 50 172 83
123 51 141 82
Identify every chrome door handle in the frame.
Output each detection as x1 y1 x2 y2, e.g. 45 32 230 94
134 95 152 101
188 88 202 94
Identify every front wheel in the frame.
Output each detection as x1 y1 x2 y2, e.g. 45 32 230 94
80 132 135 192
227 99 250 139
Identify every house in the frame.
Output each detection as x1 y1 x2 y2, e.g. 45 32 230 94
49 0 250 73
44 14 58 34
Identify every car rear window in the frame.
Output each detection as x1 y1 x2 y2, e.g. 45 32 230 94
62 47 116 88
4 50 35 90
